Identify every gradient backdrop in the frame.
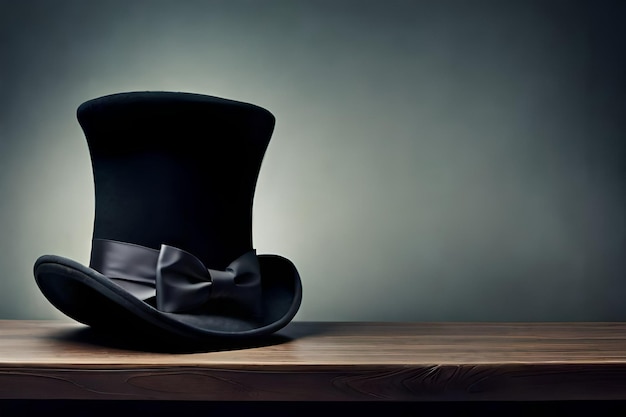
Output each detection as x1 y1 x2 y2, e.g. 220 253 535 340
1 0 624 322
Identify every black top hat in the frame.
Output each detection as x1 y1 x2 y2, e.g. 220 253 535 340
33 91 302 342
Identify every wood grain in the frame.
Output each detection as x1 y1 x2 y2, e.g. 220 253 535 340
1 320 626 401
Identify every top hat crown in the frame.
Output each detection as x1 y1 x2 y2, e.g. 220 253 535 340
80 91 274 268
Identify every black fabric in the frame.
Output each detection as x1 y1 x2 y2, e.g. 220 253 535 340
78 91 275 269
89 238 263 317
33 91 302 343
34 251 301 339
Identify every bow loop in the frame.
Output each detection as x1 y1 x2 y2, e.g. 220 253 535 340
156 245 262 317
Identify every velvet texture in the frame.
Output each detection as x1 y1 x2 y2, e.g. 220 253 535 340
78 91 275 269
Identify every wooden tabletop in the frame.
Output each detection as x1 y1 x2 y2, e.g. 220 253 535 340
1 320 626 401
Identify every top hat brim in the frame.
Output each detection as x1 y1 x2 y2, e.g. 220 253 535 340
33 253 302 342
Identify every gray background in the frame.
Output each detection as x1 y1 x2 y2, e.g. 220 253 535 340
1 0 624 322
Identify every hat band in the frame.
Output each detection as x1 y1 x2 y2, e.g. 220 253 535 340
89 239 262 317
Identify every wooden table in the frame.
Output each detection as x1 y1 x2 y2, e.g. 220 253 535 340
1 320 626 414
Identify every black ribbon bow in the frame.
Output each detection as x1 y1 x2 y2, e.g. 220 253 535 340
156 244 262 314
90 239 262 318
